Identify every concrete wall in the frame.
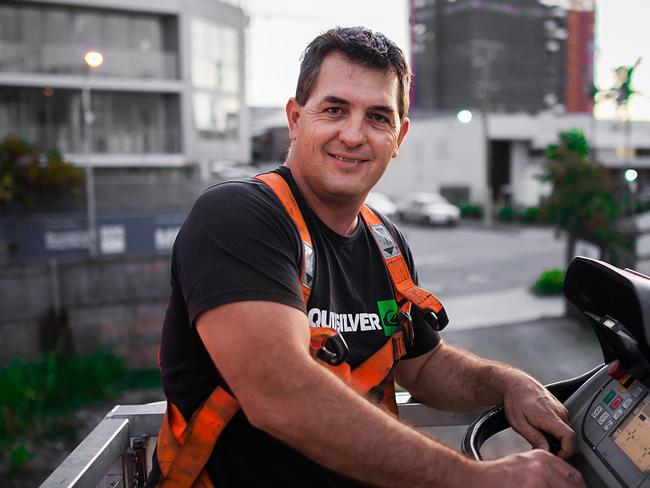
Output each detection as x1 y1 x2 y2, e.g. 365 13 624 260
0 256 171 369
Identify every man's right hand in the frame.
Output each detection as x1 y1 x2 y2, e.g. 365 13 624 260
473 450 585 488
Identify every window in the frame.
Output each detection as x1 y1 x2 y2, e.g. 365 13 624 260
190 19 241 138
193 93 239 137
190 19 239 91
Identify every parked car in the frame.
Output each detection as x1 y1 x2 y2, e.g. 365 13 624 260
365 192 399 221
210 160 258 180
398 192 460 226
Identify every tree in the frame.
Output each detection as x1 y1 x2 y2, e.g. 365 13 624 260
539 129 617 237
0 136 84 211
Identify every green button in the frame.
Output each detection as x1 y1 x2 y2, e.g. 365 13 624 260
604 390 617 405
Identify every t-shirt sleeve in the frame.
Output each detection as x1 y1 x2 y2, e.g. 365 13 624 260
173 180 305 327
383 219 442 359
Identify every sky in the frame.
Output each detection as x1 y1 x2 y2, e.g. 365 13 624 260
242 0 650 120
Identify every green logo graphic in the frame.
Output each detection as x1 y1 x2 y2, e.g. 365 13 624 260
377 299 399 337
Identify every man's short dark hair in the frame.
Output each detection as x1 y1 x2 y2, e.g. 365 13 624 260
296 26 411 121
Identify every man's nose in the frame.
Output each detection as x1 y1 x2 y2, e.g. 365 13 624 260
337 115 367 148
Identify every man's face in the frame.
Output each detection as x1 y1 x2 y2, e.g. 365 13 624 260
285 52 409 205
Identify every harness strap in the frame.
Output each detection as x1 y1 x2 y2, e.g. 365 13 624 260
157 329 403 486
359 206 449 331
256 172 314 303
158 388 239 488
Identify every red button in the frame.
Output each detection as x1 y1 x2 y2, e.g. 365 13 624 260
608 360 627 380
610 396 623 410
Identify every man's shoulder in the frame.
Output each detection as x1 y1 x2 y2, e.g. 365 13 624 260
191 175 285 217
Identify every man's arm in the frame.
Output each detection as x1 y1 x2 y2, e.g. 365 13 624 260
197 302 584 488
395 341 577 459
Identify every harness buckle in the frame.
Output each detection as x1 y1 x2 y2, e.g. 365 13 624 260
313 331 350 366
391 332 407 361
398 311 414 347
422 307 449 332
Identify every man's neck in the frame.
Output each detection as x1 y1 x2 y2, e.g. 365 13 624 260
284 166 362 237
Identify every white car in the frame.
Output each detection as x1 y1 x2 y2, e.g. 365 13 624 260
398 192 460 226
365 192 398 221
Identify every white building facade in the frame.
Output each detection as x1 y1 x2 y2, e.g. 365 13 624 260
377 113 650 208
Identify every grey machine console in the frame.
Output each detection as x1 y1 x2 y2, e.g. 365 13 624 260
563 257 650 487
463 257 650 487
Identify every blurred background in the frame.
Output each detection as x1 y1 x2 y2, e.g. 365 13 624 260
1 0 649 484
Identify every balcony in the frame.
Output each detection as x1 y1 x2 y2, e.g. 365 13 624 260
0 42 178 80
10 124 182 155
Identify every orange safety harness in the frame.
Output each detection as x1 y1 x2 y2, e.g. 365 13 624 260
156 172 448 488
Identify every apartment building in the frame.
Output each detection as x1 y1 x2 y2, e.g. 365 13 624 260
0 0 249 177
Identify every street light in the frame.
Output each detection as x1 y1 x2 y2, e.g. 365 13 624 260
82 50 103 258
456 109 473 124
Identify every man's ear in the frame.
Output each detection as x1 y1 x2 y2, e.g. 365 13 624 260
286 98 302 141
392 117 410 158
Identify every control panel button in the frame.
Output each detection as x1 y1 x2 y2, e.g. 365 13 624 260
603 419 614 431
632 386 644 398
598 412 610 425
613 408 624 420
610 396 623 410
591 405 604 418
608 360 627 380
604 390 617 404
622 398 634 409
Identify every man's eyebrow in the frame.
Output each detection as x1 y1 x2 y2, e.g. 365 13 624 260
320 95 396 117
321 95 350 105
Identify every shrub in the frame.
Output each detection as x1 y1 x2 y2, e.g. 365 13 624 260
0 135 84 210
0 352 160 470
460 204 482 218
533 268 566 295
521 206 539 223
497 205 516 221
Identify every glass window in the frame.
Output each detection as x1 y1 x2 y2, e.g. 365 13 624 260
104 14 129 50
44 10 71 45
132 17 162 52
193 92 239 136
0 6 18 42
20 8 43 46
190 19 239 92
73 12 102 48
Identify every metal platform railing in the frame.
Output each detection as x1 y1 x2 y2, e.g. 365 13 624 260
41 393 479 488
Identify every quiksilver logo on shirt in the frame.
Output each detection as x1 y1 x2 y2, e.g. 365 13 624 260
307 308 383 332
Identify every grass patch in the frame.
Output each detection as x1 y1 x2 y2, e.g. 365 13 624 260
0 352 160 471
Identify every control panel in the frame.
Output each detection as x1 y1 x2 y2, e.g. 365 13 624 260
583 376 650 487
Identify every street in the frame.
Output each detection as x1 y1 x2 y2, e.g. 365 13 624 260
401 221 566 298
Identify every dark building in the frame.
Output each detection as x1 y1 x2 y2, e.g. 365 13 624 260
410 0 594 114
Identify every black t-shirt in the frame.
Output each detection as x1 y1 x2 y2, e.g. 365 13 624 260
158 166 440 487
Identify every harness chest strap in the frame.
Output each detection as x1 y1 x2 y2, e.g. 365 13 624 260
359 206 449 330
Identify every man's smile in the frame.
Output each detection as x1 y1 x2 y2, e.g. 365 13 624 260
328 152 370 164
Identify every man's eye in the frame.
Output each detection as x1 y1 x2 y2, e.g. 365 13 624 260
370 113 390 124
326 107 343 115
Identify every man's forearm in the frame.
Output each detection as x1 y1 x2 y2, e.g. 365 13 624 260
403 342 533 412
251 358 477 488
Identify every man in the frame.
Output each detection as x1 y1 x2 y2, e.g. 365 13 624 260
154 27 585 487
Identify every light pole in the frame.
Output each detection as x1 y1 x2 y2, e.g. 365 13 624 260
82 50 103 258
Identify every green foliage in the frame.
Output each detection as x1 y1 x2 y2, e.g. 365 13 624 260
0 352 160 470
521 206 539 223
534 268 566 295
539 129 617 236
460 204 483 218
0 135 84 209
497 205 515 221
